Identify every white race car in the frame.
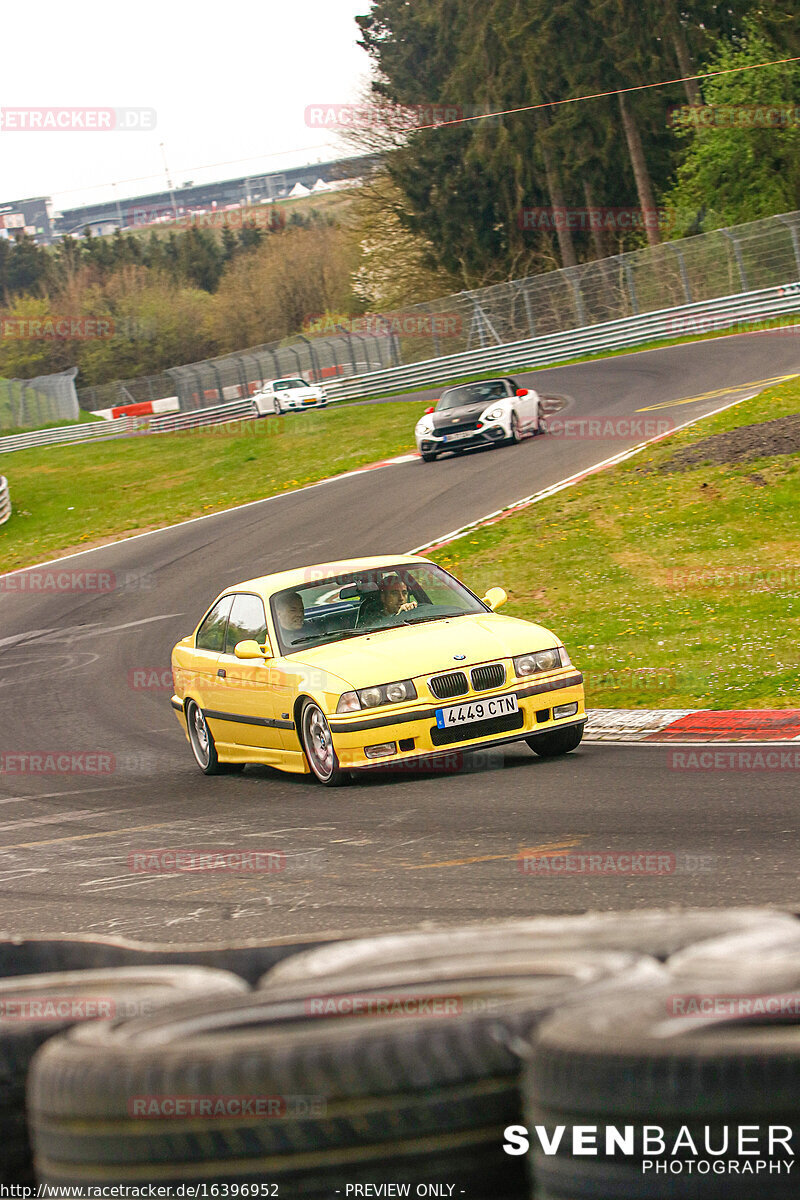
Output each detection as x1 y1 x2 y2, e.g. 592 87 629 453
415 377 542 462
253 377 327 416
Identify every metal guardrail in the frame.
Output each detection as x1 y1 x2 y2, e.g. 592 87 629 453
2 284 798 456
0 476 11 525
320 284 800 402
0 400 260 455
0 416 139 455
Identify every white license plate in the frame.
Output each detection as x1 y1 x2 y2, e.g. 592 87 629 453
442 429 475 442
435 693 519 729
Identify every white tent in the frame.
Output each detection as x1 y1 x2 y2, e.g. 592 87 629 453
288 182 312 198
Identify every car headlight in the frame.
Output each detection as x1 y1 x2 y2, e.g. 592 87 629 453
416 420 434 435
482 407 505 421
337 680 418 713
513 647 565 676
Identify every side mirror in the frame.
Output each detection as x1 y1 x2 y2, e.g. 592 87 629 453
482 587 507 611
516 388 528 397
234 640 273 660
424 405 436 415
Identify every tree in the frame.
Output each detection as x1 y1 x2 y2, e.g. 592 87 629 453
665 21 800 230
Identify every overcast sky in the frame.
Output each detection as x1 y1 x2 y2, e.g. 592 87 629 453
1 0 373 212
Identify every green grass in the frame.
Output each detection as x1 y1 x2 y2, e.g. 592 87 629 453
428 378 800 710
0 403 427 572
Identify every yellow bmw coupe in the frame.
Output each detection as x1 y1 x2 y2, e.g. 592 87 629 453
171 555 585 786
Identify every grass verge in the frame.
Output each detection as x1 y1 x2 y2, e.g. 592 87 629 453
0 404 427 572
428 377 800 710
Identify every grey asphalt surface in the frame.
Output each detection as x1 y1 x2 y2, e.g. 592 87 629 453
1 332 798 942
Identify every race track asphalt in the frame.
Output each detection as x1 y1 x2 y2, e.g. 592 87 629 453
1 331 798 941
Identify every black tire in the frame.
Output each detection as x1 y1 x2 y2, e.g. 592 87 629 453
506 410 521 444
185 700 235 775
421 451 437 462
262 911 797 989
526 722 584 757
299 699 350 786
27 953 655 1192
523 968 800 1199
0 967 246 1184
273 398 283 416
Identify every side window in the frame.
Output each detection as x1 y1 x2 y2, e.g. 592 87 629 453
224 593 268 655
195 596 233 652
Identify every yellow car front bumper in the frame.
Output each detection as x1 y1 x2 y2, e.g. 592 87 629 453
327 671 585 771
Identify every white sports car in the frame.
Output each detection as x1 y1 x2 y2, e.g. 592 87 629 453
253 377 327 416
414 377 542 462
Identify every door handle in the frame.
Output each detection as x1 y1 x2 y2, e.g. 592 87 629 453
217 669 227 678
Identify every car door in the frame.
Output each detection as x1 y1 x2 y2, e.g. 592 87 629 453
181 595 233 714
211 592 285 758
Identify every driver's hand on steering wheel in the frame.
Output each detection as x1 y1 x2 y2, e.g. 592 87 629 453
398 599 418 613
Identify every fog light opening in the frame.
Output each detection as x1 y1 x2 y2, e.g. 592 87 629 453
364 742 397 760
553 702 579 719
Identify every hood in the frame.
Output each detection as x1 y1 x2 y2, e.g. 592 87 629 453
431 401 492 430
288 613 560 689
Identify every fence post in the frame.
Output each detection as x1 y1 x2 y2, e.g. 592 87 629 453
624 262 639 315
671 245 693 304
722 230 748 291
776 216 800 279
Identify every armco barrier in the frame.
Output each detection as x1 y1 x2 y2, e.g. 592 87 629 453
320 283 800 403
0 475 10 525
2 284 798 456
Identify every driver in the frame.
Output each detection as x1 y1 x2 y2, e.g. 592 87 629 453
378 573 418 616
274 591 305 633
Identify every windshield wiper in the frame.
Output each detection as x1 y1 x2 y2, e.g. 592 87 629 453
288 629 370 647
400 612 467 625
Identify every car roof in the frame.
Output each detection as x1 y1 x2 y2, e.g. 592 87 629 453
225 554 432 598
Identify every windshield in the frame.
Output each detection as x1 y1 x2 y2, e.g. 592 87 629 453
270 563 487 654
437 380 510 410
273 378 307 390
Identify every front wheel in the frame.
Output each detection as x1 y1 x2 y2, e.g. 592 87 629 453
421 451 438 463
526 723 584 758
186 701 230 775
300 701 350 786
506 411 521 445
273 399 283 416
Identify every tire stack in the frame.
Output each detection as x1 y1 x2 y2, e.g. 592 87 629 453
521 924 800 1199
0 908 793 1197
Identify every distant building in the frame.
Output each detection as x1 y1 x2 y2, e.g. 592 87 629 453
54 153 380 238
0 196 54 244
